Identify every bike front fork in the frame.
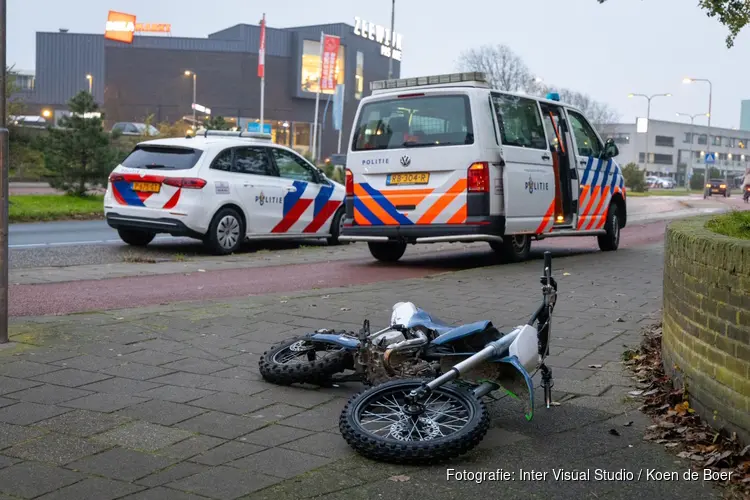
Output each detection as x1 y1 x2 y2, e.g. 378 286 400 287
540 363 554 408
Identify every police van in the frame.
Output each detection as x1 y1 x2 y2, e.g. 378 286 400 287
340 72 626 262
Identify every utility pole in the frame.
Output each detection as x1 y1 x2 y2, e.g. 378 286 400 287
628 92 671 174
387 0 395 80
0 0 9 343
683 78 713 189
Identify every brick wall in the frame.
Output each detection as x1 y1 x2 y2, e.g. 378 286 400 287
662 216 750 444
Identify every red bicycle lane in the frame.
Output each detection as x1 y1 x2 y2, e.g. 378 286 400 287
9 220 669 317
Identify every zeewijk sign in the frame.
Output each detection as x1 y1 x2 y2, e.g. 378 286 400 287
353 17 402 61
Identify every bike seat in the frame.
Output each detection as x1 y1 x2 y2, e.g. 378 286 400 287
406 309 455 336
431 320 492 346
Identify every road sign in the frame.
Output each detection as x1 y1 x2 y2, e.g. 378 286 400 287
191 103 211 115
247 122 271 134
705 152 715 164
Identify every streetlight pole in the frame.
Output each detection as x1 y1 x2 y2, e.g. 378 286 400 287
387 0 395 80
683 78 713 187
628 92 671 174
0 0 8 343
676 112 708 190
185 71 197 126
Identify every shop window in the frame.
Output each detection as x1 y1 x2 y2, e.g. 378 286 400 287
355 51 364 100
300 40 345 95
292 122 312 154
654 135 674 147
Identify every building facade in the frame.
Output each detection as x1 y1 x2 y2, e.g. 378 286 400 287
16 19 402 160
599 119 750 185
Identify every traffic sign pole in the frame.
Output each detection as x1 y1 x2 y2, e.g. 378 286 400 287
0 0 8 344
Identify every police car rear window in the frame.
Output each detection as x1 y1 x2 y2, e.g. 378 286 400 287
352 95 473 151
122 146 203 170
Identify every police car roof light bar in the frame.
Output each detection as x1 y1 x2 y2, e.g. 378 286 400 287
198 129 272 141
370 72 488 92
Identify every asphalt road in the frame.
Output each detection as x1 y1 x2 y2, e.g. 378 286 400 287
9 219 672 317
7 195 737 270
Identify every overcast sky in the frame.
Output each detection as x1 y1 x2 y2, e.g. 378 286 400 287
7 0 748 129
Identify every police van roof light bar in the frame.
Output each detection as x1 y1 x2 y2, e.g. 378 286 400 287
370 72 488 91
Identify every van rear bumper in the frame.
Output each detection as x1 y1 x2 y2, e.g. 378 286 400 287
340 216 505 244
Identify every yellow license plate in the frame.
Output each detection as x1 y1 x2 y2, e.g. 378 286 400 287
132 182 161 193
387 172 430 185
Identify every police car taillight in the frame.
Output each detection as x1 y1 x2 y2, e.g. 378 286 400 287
467 162 489 192
345 169 354 196
163 178 207 189
109 174 124 183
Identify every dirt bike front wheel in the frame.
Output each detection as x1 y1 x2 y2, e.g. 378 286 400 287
339 378 490 464
259 336 353 386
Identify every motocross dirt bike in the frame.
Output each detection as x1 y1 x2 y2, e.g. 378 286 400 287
258 299 485 387
338 251 558 464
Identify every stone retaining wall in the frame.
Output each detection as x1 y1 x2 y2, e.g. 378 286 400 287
662 215 750 444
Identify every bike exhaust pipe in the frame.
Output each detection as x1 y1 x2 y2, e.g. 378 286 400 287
382 331 429 376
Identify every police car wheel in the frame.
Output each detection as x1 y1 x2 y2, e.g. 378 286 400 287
597 203 620 252
368 241 406 262
327 208 346 246
118 229 155 247
205 207 245 255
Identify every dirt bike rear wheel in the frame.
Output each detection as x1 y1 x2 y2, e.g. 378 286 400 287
339 378 489 464
259 336 353 386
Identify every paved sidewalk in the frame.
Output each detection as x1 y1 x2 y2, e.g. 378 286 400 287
0 244 721 499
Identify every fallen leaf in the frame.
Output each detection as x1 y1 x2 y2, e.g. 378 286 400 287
665 443 680 448
643 389 659 396
563 272 571 276
609 429 620 436
389 475 410 482
623 421 634 427
629 390 644 396
588 364 603 369
550 401 561 406
740 445 750 457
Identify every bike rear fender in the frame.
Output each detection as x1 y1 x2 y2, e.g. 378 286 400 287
308 333 360 349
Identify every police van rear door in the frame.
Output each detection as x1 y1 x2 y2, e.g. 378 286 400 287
348 89 479 226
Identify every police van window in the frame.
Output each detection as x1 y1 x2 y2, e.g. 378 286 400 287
234 147 275 176
351 95 473 151
490 93 547 150
567 111 602 158
272 149 317 182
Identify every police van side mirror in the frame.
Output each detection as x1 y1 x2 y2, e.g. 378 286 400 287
601 138 619 159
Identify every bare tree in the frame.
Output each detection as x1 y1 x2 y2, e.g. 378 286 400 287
545 87 620 127
457 44 532 92
456 44 620 126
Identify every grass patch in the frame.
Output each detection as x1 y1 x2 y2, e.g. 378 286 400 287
705 210 750 240
626 189 700 197
9 194 104 223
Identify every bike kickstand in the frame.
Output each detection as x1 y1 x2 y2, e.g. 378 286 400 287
540 363 554 409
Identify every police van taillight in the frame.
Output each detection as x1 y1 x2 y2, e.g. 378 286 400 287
345 169 354 196
467 162 489 192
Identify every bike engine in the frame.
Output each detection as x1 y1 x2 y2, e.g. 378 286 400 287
359 330 437 386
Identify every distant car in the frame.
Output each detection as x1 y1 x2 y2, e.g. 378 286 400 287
657 177 675 189
705 178 730 198
112 122 160 136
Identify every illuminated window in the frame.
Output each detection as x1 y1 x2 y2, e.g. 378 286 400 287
300 40 345 94
292 122 312 154
355 51 364 100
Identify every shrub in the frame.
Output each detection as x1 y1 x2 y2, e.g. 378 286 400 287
621 162 648 192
